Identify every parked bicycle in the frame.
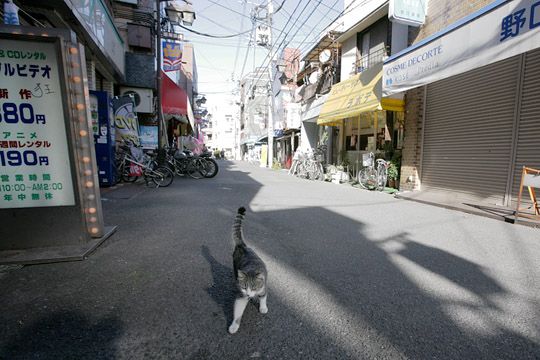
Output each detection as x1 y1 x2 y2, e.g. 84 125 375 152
358 152 388 191
289 146 325 181
115 142 174 187
165 146 218 179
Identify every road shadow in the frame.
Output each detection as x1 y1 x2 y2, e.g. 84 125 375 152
0 310 123 360
249 206 540 359
201 245 235 326
395 236 504 298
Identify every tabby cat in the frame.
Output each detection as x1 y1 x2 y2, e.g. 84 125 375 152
228 207 268 334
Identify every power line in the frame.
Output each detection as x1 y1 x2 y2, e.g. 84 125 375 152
232 0 249 81
242 0 311 82
246 0 370 96
197 12 247 35
246 0 320 93
175 22 252 38
205 0 288 35
300 0 375 55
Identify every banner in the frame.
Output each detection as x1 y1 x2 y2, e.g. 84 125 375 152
112 95 140 146
162 40 183 72
139 125 158 149
0 38 76 209
383 0 540 96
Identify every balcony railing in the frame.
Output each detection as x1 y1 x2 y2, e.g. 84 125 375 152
354 47 389 74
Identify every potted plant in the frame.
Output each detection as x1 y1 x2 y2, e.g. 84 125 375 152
387 162 398 188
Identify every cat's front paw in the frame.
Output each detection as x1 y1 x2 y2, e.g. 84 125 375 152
228 322 240 334
259 305 268 314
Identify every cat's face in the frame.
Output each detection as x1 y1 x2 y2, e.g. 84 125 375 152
238 271 265 298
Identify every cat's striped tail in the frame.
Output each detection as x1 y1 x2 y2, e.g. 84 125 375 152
232 207 246 246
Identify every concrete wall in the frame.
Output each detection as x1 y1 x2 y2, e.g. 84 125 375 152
399 0 494 191
340 35 357 80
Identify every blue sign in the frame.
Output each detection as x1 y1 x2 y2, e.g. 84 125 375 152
500 1 540 41
139 125 158 149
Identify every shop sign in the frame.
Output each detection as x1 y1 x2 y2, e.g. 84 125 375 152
383 0 540 96
162 40 183 72
0 39 76 209
71 0 125 75
139 125 158 149
112 96 140 146
389 0 428 27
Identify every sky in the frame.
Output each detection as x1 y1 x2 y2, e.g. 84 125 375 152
183 0 345 107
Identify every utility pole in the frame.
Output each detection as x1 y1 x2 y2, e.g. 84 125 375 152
266 0 274 168
156 0 164 150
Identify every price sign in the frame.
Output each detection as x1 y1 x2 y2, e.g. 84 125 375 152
0 39 75 208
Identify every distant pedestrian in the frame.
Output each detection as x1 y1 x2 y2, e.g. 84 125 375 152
221 149 225 159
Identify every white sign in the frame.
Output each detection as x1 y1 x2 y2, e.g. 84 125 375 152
389 0 428 26
0 39 76 208
383 0 540 96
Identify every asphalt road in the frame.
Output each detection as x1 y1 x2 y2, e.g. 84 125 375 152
1 160 539 359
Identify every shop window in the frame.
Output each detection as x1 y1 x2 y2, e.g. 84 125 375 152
344 117 360 151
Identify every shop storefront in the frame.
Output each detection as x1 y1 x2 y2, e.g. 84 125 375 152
301 94 329 152
318 63 405 174
161 71 194 148
383 0 540 208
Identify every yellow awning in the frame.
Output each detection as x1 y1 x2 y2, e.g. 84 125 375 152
317 63 404 125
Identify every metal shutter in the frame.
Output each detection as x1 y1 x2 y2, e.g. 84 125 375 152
422 56 521 205
510 49 540 206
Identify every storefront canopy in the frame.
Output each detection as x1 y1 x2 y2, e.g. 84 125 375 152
383 0 540 96
161 70 188 122
317 63 404 126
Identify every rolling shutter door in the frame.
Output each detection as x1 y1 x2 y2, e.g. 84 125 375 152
510 49 540 206
422 56 521 205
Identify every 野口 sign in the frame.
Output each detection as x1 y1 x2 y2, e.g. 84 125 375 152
383 0 540 96
0 39 75 209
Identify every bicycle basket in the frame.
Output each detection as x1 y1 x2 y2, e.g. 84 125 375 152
362 153 373 167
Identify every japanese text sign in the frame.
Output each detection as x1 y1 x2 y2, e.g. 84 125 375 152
383 0 540 96
0 38 75 208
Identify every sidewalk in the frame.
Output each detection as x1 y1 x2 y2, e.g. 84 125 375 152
395 190 540 228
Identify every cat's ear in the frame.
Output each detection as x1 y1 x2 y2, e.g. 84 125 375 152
237 271 247 281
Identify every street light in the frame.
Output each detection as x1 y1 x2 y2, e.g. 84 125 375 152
165 1 196 26
156 0 196 153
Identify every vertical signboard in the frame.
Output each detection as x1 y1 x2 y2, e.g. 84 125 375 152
0 39 76 208
162 40 183 72
1 27 110 263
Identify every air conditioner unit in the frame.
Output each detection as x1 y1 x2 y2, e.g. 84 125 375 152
120 87 153 113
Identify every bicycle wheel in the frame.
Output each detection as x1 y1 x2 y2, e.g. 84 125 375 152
316 163 325 181
297 162 307 178
358 167 377 190
186 158 203 179
376 166 387 191
150 166 174 187
200 158 219 178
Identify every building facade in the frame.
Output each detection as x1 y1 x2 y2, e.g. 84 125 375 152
316 0 408 177
385 0 540 209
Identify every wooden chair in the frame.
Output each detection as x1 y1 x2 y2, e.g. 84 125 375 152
515 167 540 222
